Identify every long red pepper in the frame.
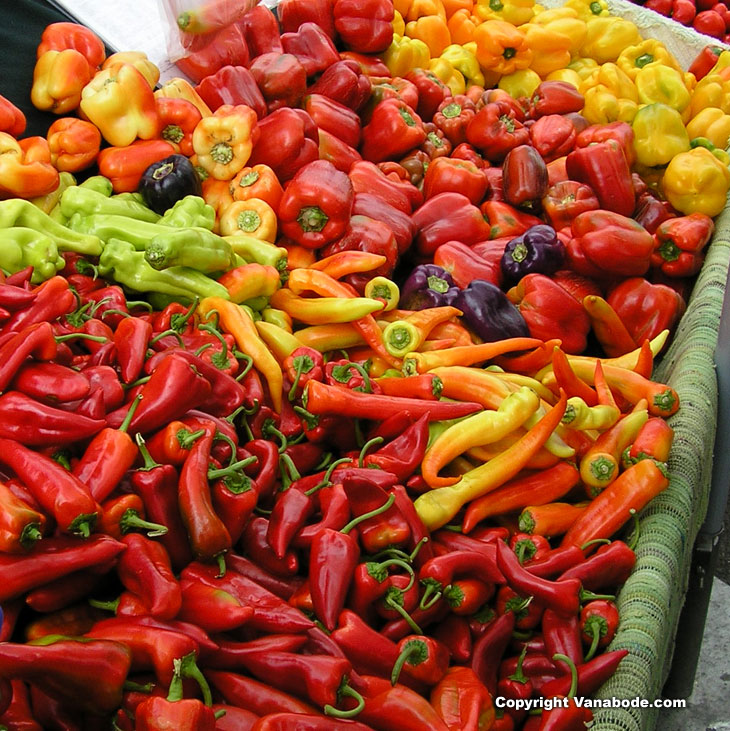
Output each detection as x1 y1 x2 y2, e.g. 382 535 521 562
471 611 516 697
176 577 255 633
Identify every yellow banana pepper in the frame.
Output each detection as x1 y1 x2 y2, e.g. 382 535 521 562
441 43 485 86
383 34 432 77
429 57 467 94
473 20 533 76
687 108 730 150
406 15 452 56
498 68 542 97
529 7 587 56
690 73 730 118
568 56 599 79
635 65 691 122
546 68 582 88
662 146 730 217
581 86 638 125
393 9 406 35
616 39 682 80
579 63 638 102
475 0 535 25
632 103 690 167
521 23 572 77
580 17 641 64
447 8 481 44
565 0 609 18
406 0 447 21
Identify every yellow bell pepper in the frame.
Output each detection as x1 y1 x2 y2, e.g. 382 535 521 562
154 78 212 118
429 57 467 94
616 40 682 81
635 65 691 123
393 9 406 36
79 64 159 148
662 146 730 217
632 103 690 168
546 68 582 88
473 20 533 76
529 7 587 56
581 86 638 125
684 72 697 95
580 17 641 64
690 73 730 118
31 50 91 115
579 63 637 102
565 0 609 18
406 15 452 56
383 34 432 77
708 50 730 77
521 23 572 78
192 104 258 181
687 107 730 150
441 43 485 86
406 0 447 21
498 68 542 97
447 9 481 43
475 0 535 25
568 56 599 79
102 51 160 89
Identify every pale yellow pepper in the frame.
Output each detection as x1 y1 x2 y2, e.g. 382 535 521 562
546 68 582 88
529 7 587 56
580 63 638 102
616 39 682 81
565 0 609 19
429 57 467 94
393 9 406 36
690 73 730 118
582 86 638 125
635 65 691 122
521 23 572 77
499 68 542 97
708 50 730 77
580 17 642 64
662 146 730 217
632 103 690 167
441 43 485 86
687 107 730 150
568 56 599 80
383 34 432 77
475 0 535 26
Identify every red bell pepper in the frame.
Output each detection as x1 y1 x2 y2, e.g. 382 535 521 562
568 210 654 279
177 575 255 633
196 65 267 118
565 139 635 217
37 21 105 72
688 43 725 80
433 96 477 146
652 213 714 277
575 120 636 167
529 81 585 118
308 59 372 112
304 94 362 149
0 93 26 138
434 240 502 288
352 192 416 254
175 22 250 83
249 52 308 112
281 22 340 77
502 144 549 211
360 99 426 163
406 68 452 122
466 100 530 163
645 0 696 24
506 273 591 354
431 666 495 731
334 0 394 53
278 0 336 38
541 180 600 233
606 276 686 344
529 114 577 162
349 160 422 213
423 156 488 205
240 4 284 57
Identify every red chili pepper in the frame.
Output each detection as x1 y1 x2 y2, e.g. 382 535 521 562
391 634 450 687
626 416 675 465
559 540 636 591
114 316 153 384
241 515 299 577
97 492 168 540
293 482 352 549
0 480 46 554
471 611 516 697
539 647 629 699
0 322 57 392
496 585 545 630
524 545 586 579
432 614 473 664
1 276 75 335
542 607 584 676
510 532 551 565
12 361 89 404
580 599 620 660
176 574 255 634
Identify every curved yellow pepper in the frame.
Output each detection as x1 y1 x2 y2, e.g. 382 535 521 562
441 43 485 86
635 65 691 122
565 0 609 18
383 34 432 77
393 9 406 36
521 23 572 77
632 103 690 168
473 19 533 75
616 40 682 81
475 0 535 26
581 86 637 125
580 17 641 64
580 63 638 102
498 68 542 97
429 57 467 94
662 147 730 217
406 14 452 56
546 68 582 88
687 108 730 150
690 73 730 118
529 7 587 56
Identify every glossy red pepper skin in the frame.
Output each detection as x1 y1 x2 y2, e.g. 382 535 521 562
542 180 600 233
177 575 255 633
530 114 577 162
565 140 635 217
242 516 299 577
250 52 308 113
349 161 422 214
423 156 488 205
136 695 216 731
113 316 152 384
308 59 372 112
334 0 394 54
361 99 427 164
433 96 477 147
471 611 516 697
575 120 636 167
652 213 714 277
406 69 452 122
304 93 362 149
502 144 549 211
279 0 336 38
559 540 636 591
467 101 530 163
175 22 250 83
281 22 340 77
0 93 26 137
688 43 725 80
195 65 267 118
293 483 352 549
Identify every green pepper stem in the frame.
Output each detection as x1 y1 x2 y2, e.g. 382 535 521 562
383 591 422 634
279 453 301 491
135 433 161 471
580 589 615 602
324 682 365 719
178 652 213 707
89 597 120 613
580 538 612 551
207 456 257 481
170 296 199 332
118 394 142 434
212 431 239 468
123 679 153 693
55 332 108 344
19 522 43 549
552 653 578 698
358 436 383 468
341 493 395 535
584 621 603 662
288 354 310 401
627 508 641 551
305 457 351 496
119 508 168 538
391 640 426 686
234 353 253 380
215 553 227 579
149 328 184 347
508 645 529 684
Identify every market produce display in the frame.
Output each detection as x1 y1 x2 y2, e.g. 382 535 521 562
0 0 727 727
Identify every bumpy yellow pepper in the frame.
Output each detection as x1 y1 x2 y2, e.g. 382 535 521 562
406 14 452 56
498 68 542 97
632 103 690 168
635 65 691 122
406 0 447 21
441 43 485 86
616 40 682 81
393 9 406 35
687 108 730 150
529 7 587 56
662 146 730 217
429 57 467 94
475 0 535 25
690 73 730 118
383 34 432 77
580 63 638 102
565 0 609 18
102 51 160 89
79 64 159 147
708 50 730 77
521 23 572 77
546 68 582 88
473 19 533 75
580 17 641 64
582 86 638 125
568 57 599 79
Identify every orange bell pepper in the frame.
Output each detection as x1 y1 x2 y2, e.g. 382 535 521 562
443 0 475 16
154 97 202 157
405 15 452 56
47 118 101 173
0 133 59 199
447 9 480 44
201 177 234 232
97 139 176 194
36 22 105 72
228 164 284 209
473 20 533 76
31 49 91 115
0 94 26 138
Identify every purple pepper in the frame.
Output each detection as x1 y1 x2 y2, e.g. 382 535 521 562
500 224 566 286
399 264 460 310
451 279 529 343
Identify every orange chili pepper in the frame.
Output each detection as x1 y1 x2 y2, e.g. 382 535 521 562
551 346 598 405
310 251 388 280
429 365 513 409
518 502 590 538
493 338 563 375
145 420 207 466
582 294 637 358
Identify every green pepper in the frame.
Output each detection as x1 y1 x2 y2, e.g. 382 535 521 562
98 238 231 301
0 227 65 283
78 175 114 196
144 227 234 273
158 195 216 230
225 234 288 277
0 199 103 256
60 186 160 223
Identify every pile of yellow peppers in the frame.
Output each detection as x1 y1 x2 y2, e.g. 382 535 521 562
387 0 730 216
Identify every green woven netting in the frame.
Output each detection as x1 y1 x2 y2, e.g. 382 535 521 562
589 204 730 731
